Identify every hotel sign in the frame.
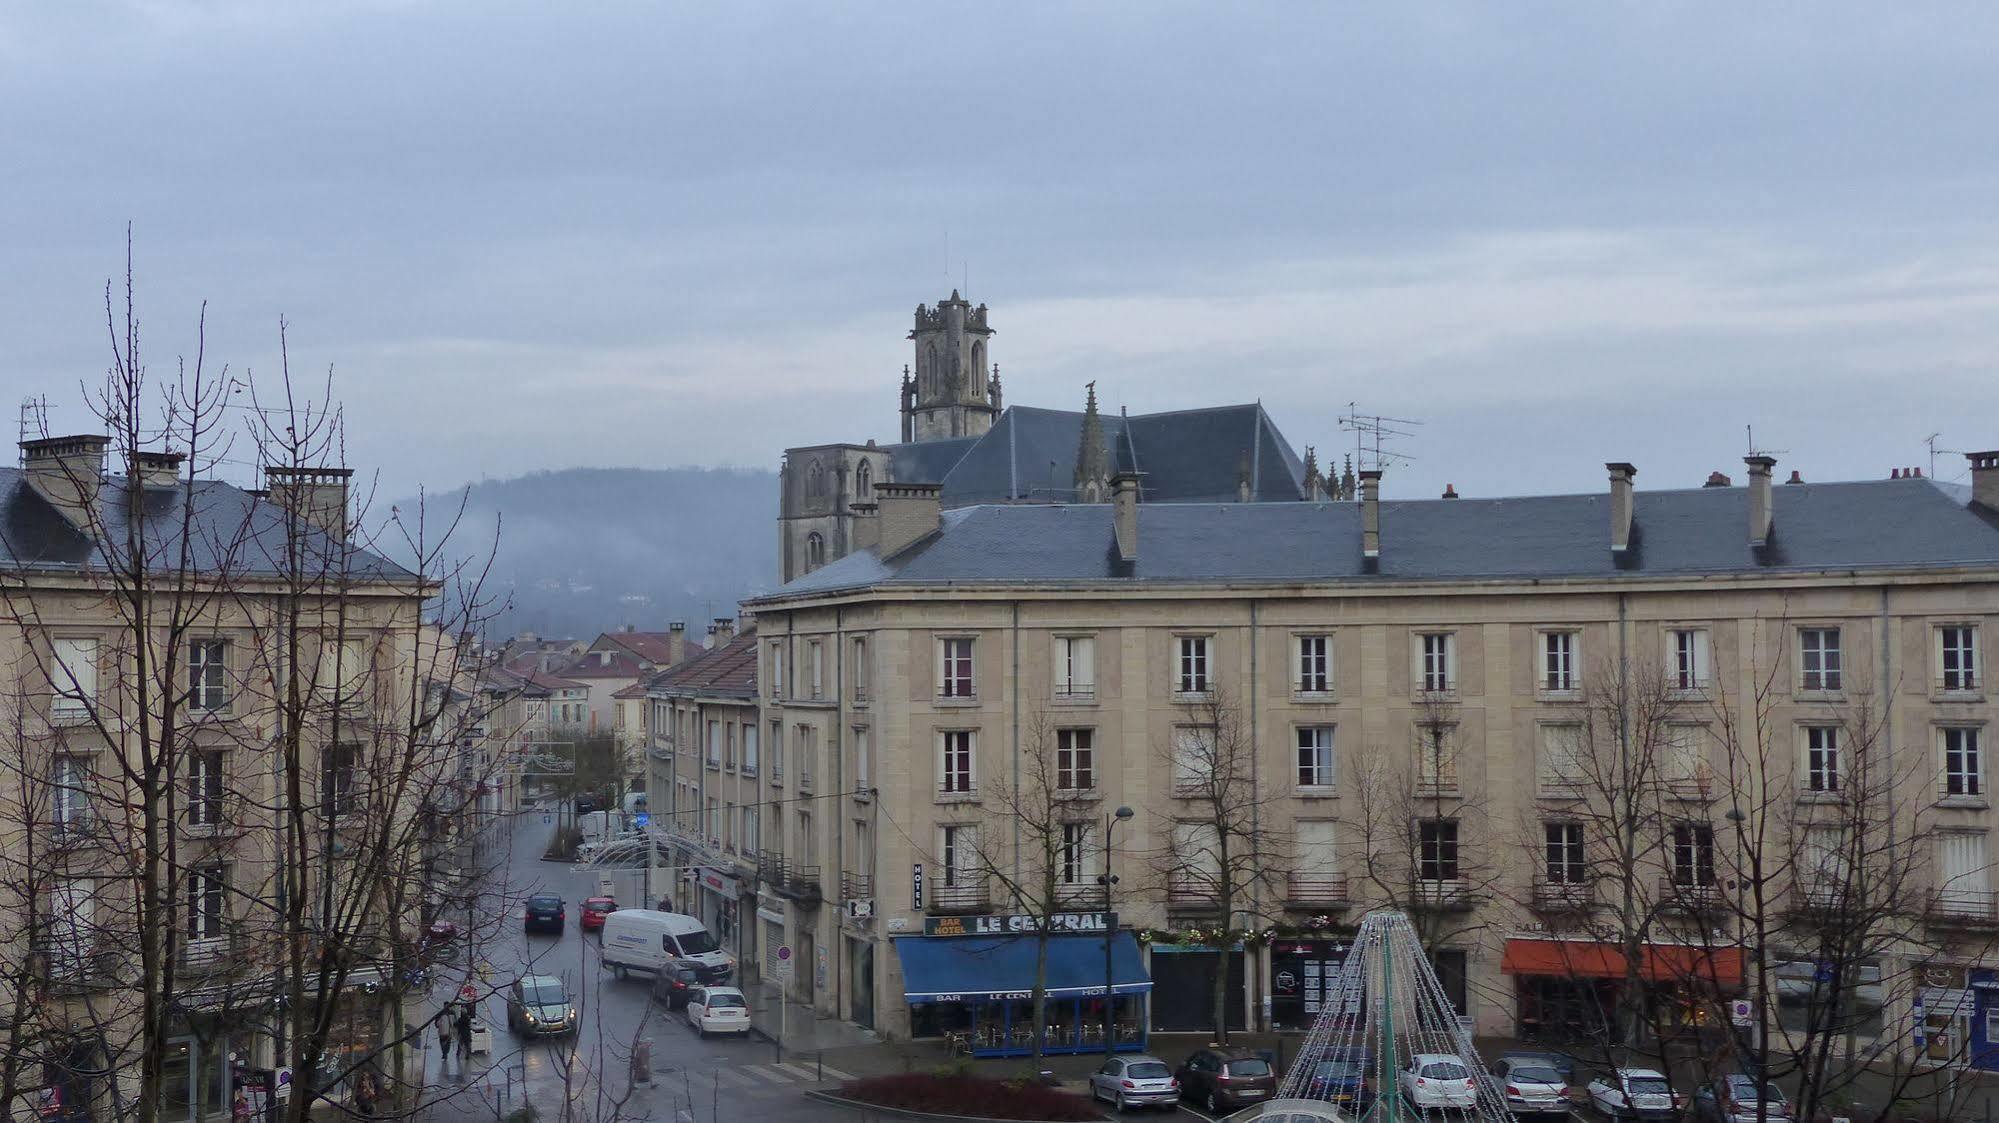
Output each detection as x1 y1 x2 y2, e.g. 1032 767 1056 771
924 912 1116 937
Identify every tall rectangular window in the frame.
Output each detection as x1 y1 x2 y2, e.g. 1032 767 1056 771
939 638 975 699
939 730 975 795
189 640 228 712
768 642 784 699
796 725 816 791
189 749 225 827
1938 832 1989 912
1671 823 1717 886
1419 633 1455 693
808 641 824 700
725 722 736 769
51 637 98 718
1944 727 1984 797
769 721 784 781
743 805 759 854
1177 635 1211 695
1296 820 1338 877
1172 726 1215 795
1539 724 1585 793
852 726 871 792
323 744 358 815
1059 822 1091 885
742 722 759 775
1416 723 1457 791
1672 628 1711 691
1542 631 1577 692
940 824 977 885
1296 634 1331 694
1055 636 1095 700
1544 822 1586 884
1418 820 1460 882
1940 626 1981 692
53 756 91 833
1806 727 1841 793
1800 628 1843 692
1056 728 1094 791
188 864 226 941
1296 726 1336 789
706 720 721 767
852 638 870 702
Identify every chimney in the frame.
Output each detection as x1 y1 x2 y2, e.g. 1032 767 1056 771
1112 473 1139 562
1359 470 1382 559
668 621 686 664
21 434 109 529
874 482 942 557
1606 462 1636 552
1744 455 1776 547
135 450 184 489
263 465 354 541
1967 451 1999 511
849 501 881 552
1785 470 1804 485
711 617 736 646
1704 471 1732 488
1440 484 1458 499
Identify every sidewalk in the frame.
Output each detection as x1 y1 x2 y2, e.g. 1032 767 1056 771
747 978 882 1054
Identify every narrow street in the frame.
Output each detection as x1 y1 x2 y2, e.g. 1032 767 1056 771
416 809 860 1123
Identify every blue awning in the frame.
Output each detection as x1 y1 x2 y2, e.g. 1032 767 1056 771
895 933 1152 1003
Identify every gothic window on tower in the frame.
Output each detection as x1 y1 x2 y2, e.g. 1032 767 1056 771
806 460 826 498
970 341 985 399
805 533 825 571
855 461 872 501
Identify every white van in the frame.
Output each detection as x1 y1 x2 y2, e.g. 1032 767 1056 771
577 810 615 845
600 909 735 982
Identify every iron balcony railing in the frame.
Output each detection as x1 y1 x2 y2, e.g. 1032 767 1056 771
1284 873 1350 907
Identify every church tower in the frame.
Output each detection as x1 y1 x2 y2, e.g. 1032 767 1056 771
900 290 1000 442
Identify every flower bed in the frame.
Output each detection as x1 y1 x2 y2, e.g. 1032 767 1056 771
837 1073 1105 1121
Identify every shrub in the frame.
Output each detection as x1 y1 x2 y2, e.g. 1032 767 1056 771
838 1072 1104 1121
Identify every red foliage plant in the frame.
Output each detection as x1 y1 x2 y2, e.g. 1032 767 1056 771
837 1073 1106 1121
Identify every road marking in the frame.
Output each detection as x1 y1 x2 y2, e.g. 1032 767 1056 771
741 1065 797 1085
711 1068 760 1090
817 1063 856 1081
774 1063 824 1082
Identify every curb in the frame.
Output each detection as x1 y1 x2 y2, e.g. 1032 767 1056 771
801 1089 1112 1123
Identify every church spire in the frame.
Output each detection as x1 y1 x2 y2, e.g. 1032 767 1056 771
1303 445 1328 502
988 363 1002 412
1074 381 1111 502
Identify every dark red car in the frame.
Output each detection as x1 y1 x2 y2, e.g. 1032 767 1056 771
580 896 617 932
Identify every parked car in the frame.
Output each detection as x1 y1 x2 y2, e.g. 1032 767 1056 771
1088 1055 1179 1112
1174 1048 1277 1115
1399 1054 1478 1112
1694 1075 1792 1123
1587 1069 1679 1121
1303 1047 1374 1113
580 896 617 931
505 975 577 1036
524 894 565 935
649 961 704 1009
1483 1055 1569 1116
684 986 752 1037
1495 1050 1577 1084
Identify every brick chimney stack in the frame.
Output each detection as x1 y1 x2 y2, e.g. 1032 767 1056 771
1359 470 1382 560
1744 455 1776 547
1607 463 1636 553
1967 450 1999 511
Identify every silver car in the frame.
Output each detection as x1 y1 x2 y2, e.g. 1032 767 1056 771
1089 1055 1179 1112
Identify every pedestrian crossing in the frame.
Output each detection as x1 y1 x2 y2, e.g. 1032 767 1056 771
657 1060 856 1098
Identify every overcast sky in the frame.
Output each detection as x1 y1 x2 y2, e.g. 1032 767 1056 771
6 2 1999 500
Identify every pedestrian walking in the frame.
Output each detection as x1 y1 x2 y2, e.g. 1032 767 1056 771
454 1000 474 1065
352 1069 380 1119
434 1006 454 1073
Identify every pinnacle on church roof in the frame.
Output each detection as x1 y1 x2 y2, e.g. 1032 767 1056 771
1073 380 1111 499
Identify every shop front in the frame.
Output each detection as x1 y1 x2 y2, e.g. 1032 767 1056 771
1149 943 1247 1032
1271 939 1349 1032
694 866 742 963
895 922 1152 1058
1502 938 1742 1044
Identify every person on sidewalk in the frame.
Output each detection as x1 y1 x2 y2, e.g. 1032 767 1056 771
352 1069 380 1119
434 1006 455 1075
454 1001 475 1066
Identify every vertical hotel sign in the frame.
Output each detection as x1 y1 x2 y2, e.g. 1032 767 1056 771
912 862 924 910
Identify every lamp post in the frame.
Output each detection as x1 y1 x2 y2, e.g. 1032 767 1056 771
1101 805 1135 1060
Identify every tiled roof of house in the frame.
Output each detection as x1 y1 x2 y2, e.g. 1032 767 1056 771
643 630 758 700
556 649 653 679
599 630 680 665
757 477 1999 599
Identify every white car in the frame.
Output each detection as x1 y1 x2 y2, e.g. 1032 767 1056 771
684 986 751 1037
1088 1055 1179 1112
1399 1054 1477 1111
1586 1068 1678 1121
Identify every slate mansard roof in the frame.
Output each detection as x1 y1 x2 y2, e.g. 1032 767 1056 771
0 468 416 582
883 403 1307 507
760 476 1999 600
642 630 759 701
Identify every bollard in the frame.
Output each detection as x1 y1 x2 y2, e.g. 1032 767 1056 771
630 1038 652 1086
817 1051 823 1082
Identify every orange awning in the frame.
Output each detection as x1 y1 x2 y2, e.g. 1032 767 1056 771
1502 939 1743 988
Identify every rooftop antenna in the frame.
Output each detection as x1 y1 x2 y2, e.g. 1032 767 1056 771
1925 433 1969 480
16 396 48 463
1744 424 1788 460
1338 403 1422 473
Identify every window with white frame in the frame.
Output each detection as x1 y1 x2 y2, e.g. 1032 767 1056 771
1415 723 1457 791
322 743 360 815
51 637 97 718
1296 726 1336 790
53 756 91 833
706 720 721 767
808 641 824 699
724 801 736 850
1938 831 1989 913
1296 820 1338 878
1664 723 1708 790
1418 632 1455 693
769 720 784 781
1667 628 1710 692
725 723 736 770
742 722 759 775
188 864 226 941
1056 728 1094 791
768 642 784 699
1296 634 1331 695
743 805 760 853
48 880 95 974
939 730 975 795
705 797 718 842
1544 822 1586 884
852 638 870 702
852 726 871 792
1939 625 1981 692
188 640 228 712
1176 635 1212 695
1805 726 1841 793
1172 726 1215 794
1059 822 1092 885
939 824 977 885
796 724 817 790
1542 631 1578 693
1054 635 1095 700
189 749 225 827
938 637 976 699
1801 826 1850 898
1943 727 1984 797
1419 820 1460 882
1670 823 1716 886
1799 627 1843 692
1539 723 1586 793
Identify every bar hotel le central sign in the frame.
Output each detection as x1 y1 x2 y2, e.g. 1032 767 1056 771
924 912 1116 937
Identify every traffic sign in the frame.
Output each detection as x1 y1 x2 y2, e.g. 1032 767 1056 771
1730 999 1755 1026
775 944 795 981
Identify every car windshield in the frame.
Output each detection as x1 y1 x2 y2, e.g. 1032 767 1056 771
529 896 561 909
703 992 745 1008
522 981 566 1005
1226 1059 1271 1077
1628 1078 1672 1095
1128 1063 1171 1079
587 900 614 910
1315 1061 1363 1079
1511 1067 1562 1084
1421 1063 1469 1079
1728 1078 1783 1102
674 930 720 955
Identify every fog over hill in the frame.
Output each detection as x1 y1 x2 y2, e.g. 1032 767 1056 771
391 467 778 641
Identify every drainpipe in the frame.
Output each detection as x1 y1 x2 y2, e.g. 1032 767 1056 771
1248 599 1264 1033
833 605 845 1024
1012 602 1022 883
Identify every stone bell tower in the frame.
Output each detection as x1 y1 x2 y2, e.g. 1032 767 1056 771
900 290 1000 442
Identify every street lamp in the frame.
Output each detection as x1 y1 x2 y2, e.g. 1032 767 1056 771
1101 805 1136 1060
